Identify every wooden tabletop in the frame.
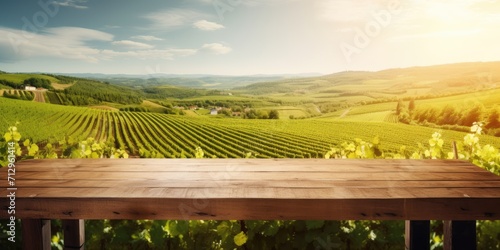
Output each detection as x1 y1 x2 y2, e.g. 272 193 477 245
1 159 499 220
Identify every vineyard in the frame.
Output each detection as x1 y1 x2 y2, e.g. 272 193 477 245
2 97 500 159
2 90 35 101
1 96 500 249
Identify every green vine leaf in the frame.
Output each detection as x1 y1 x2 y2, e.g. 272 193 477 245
233 231 248 246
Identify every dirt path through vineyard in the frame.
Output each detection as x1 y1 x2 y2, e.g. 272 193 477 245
33 90 46 103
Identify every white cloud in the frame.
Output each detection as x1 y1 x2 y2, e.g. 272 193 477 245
112 40 154 49
101 49 197 60
0 26 197 63
0 27 111 63
52 0 89 9
193 20 225 31
144 9 207 30
201 43 232 54
131 35 163 41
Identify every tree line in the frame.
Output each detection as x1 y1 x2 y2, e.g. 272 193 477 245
23 77 52 89
61 80 142 105
396 100 500 136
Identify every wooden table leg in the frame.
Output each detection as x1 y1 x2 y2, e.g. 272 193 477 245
22 219 51 250
63 219 85 250
405 220 430 250
444 220 476 250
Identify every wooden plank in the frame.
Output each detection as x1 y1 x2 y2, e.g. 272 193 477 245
4 187 500 199
444 220 477 250
405 220 430 250
0 159 498 222
22 219 51 250
15 158 473 167
63 219 85 250
12 161 479 173
12 171 497 181
5 179 499 189
4 198 499 220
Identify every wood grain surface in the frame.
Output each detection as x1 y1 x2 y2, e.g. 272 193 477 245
1 159 499 220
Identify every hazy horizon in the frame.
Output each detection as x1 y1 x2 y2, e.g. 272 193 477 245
1 0 499 75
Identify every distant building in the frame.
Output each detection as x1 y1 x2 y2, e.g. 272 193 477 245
210 108 218 115
25 86 36 91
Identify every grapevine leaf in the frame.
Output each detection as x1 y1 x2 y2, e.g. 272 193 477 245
263 222 279 236
47 152 58 159
150 222 165 247
90 152 99 159
216 221 231 239
306 220 324 230
51 233 60 244
84 148 92 156
12 132 21 142
233 231 248 246
4 132 12 142
28 144 39 156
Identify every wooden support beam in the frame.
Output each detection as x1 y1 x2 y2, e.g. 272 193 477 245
63 219 85 250
22 219 51 250
405 220 430 250
444 220 476 250
444 143 477 250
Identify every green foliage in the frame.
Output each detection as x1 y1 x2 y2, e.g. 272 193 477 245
268 109 280 119
23 77 52 89
1 123 499 249
0 125 128 167
242 109 280 119
63 80 142 105
413 104 490 128
2 90 34 101
0 125 22 167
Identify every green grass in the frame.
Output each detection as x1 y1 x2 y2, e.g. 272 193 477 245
415 87 500 110
0 73 60 85
238 61 500 108
2 96 499 158
334 111 392 122
140 100 168 113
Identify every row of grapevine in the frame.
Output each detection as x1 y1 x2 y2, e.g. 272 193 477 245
2 90 34 101
2 97 500 158
45 91 63 105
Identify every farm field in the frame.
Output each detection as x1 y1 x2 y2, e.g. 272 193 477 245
2 97 500 159
0 73 60 85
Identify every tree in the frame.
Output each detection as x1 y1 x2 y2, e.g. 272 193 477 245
398 111 411 124
486 108 500 129
439 105 458 125
396 100 405 115
268 110 280 119
460 105 483 126
408 99 415 114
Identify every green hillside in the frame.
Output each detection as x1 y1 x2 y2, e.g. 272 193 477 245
236 61 500 106
2 97 499 158
0 72 60 86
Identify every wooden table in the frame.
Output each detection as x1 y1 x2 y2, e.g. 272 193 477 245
1 159 499 249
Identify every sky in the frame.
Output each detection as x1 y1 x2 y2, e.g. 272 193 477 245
0 0 499 75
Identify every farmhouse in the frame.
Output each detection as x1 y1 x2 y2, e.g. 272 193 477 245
210 108 218 115
25 86 36 91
